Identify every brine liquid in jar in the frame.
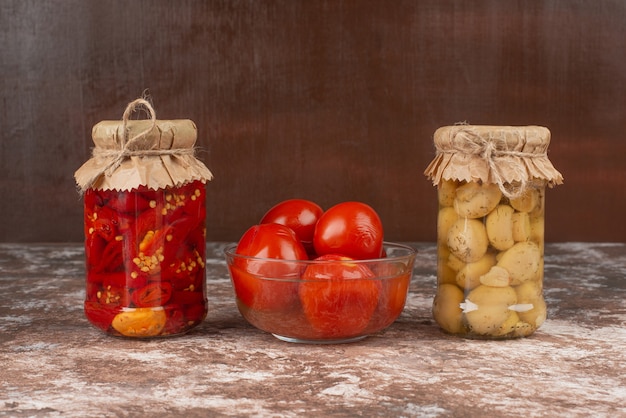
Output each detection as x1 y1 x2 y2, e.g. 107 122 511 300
83 180 207 337
433 179 547 339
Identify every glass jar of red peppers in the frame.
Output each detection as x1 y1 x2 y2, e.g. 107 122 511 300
75 99 213 337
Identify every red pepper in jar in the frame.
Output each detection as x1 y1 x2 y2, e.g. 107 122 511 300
163 308 186 334
131 282 173 307
91 207 119 242
82 181 207 337
84 301 121 332
85 233 107 269
93 236 126 273
107 190 152 214
87 271 127 287
170 289 205 306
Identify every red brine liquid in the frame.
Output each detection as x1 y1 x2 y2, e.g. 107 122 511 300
83 180 207 337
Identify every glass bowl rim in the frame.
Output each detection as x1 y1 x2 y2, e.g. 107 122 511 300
223 241 417 265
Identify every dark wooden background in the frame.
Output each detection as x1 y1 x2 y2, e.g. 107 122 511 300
2 0 625 243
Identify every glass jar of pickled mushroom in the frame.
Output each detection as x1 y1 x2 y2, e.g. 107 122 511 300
424 125 563 339
75 99 213 337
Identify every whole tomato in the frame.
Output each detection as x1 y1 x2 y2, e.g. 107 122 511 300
313 202 384 260
367 262 411 331
230 223 308 312
299 254 381 338
260 199 323 256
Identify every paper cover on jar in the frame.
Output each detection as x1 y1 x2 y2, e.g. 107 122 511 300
74 99 213 192
424 125 563 197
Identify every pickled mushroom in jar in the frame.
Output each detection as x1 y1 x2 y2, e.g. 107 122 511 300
462 285 517 336
446 218 489 263
433 284 465 334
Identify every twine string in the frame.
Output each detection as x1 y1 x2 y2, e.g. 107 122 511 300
93 147 195 158
438 127 547 199
80 98 193 193
122 99 156 144
101 98 158 175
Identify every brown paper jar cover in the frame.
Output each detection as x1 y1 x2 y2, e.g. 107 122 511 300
75 116 213 192
424 125 563 196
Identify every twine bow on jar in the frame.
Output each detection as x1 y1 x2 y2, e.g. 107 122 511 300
424 125 563 199
445 127 548 198
75 98 213 193
89 99 194 183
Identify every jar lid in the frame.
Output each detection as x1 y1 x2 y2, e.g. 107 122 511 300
75 99 213 192
424 125 563 197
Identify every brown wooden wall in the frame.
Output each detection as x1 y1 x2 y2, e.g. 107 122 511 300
2 0 625 243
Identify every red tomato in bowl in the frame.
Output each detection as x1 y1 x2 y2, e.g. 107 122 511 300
235 223 307 261
299 254 381 338
313 202 384 260
367 262 411 331
230 223 308 312
260 199 323 256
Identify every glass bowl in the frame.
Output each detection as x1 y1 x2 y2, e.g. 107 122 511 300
224 242 417 344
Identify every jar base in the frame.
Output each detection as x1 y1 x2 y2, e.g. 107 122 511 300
437 328 536 340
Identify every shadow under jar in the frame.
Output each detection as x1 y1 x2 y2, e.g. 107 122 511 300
424 125 563 339
75 99 213 338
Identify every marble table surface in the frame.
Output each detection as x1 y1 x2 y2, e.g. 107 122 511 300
0 242 625 418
